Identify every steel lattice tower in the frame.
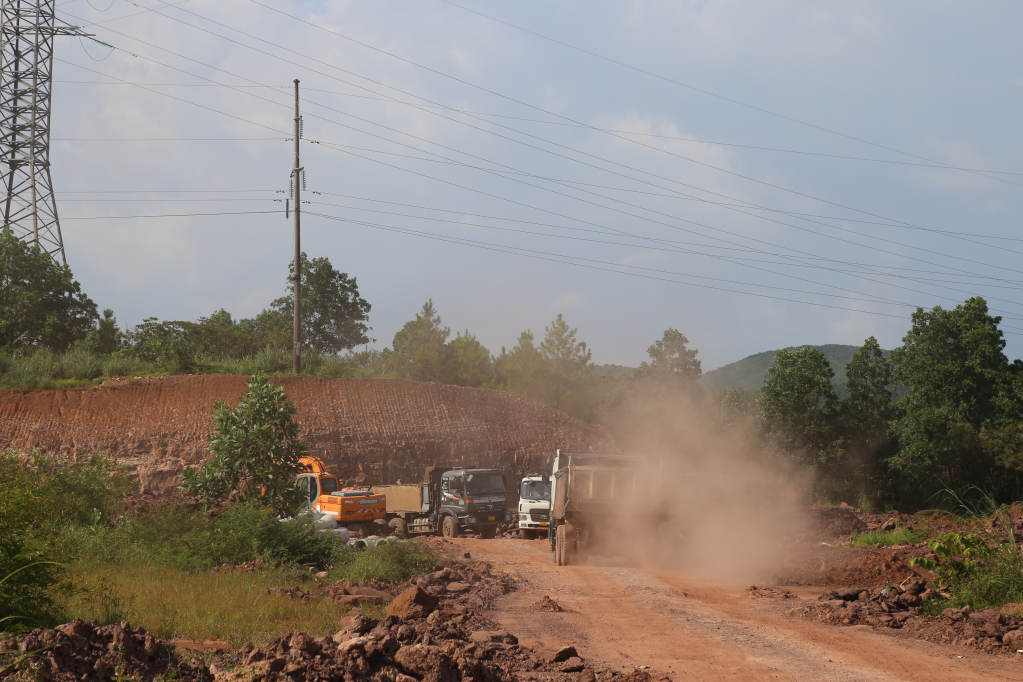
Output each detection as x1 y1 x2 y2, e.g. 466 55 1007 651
1 1 80 264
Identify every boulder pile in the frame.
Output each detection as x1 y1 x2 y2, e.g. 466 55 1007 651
218 564 665 682
794 580 1023 654
0 620 209 681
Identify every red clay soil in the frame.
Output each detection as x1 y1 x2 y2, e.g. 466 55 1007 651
0 376 615 493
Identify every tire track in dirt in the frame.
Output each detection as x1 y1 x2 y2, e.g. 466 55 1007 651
447 538 1023 682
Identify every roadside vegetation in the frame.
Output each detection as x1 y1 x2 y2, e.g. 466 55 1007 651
0 374 440 642
849 527 923 547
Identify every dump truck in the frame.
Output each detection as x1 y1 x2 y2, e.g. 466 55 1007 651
372 465 510 538
517 472 552 539
548 450 648 566
296 456 388 536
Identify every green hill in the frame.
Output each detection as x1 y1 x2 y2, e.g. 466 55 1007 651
700 344 868 399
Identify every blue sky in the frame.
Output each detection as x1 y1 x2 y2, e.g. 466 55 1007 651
49 0 1023 369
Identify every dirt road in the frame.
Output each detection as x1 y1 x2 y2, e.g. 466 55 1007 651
442 537 1021 682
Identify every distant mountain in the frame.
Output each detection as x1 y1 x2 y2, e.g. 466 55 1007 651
700 344 873 399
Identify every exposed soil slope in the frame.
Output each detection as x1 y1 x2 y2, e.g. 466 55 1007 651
0 376 615 492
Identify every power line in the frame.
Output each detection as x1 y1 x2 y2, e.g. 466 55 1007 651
53 80 1023 177
311 142 1023 320
305 209 1023 335
431 0 1012 186
59 208 284 218
53 137 285 141
59 15 1023 314
61 53 1023 317
66 5 1022 273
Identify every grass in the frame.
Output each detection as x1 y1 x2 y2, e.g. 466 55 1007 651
850 527 922 547
57 562 353 645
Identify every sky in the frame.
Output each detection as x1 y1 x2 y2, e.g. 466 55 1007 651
41 0 1023 370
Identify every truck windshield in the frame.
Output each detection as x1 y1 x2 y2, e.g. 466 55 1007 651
465 474 505 494
520 480 551 499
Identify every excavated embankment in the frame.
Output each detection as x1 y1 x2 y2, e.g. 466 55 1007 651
0 376 615 493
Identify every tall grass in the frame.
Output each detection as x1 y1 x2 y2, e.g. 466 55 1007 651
850 528 922 547
59 562 352 645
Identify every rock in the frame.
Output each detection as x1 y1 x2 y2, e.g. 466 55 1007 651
880 518 897 532
834 588 867 601
338 636 369 653
560 656 585 672
394 645 460 682
577 670 597 682
463 552 472 559
902 580 924 595
1001 603 1023 617
337 614 379 636
387 586 439 620
469 630 519 645
1003 629 1023 649
348 586 393 599
445 582 471 594
536 645 578 662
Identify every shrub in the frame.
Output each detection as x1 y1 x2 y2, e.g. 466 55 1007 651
330 542 441 582
190 503 338 568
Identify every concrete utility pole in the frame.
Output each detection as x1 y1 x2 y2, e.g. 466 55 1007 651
292 79 302 374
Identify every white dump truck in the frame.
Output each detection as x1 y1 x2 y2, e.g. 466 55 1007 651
548 450 650 566
517 472 552 539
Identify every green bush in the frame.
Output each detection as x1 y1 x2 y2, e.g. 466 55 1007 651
0 451 133 629
850 527 922 547
330 541 442 582
191 503 337 568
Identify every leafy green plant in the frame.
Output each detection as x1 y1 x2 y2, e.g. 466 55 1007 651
850 527 921 547
180 372 307 513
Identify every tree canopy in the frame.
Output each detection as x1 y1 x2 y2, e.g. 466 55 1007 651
270 252 372 353
0 227 98 349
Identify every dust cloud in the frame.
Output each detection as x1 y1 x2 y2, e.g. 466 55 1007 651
578 385 809 584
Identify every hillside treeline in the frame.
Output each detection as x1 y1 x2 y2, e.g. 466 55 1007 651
3 232 1022 510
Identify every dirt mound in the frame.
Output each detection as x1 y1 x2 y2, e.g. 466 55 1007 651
0 376 615 493
805 505 868 538
530 596 564 612
0 619 209 681
796 583 1023 656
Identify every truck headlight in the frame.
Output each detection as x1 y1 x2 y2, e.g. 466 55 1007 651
467 516 477 524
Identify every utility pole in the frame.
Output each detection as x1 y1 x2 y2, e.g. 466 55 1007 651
292 79 303 375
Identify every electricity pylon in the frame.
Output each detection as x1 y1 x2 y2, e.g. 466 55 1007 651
1 1 87 264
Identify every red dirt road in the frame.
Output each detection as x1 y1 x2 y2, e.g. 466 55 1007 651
443 537 1022 682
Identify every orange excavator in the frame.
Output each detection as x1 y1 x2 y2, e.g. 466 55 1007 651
296 456 387 536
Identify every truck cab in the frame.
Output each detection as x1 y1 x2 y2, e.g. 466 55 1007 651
517 473 551 539
438 467 510 538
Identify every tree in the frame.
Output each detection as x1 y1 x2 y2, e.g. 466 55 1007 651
496 330 546 398
446 330 493 388
758 346 842 467
842 336 894 452
180 372 308 513
539 314 593 410
639 328 701 383
269 252 372 353
91 309 121 354
389 300 450 381
888 297 1012 493
0 227 98 349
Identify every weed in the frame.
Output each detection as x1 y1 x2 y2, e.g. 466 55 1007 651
849 527 922 547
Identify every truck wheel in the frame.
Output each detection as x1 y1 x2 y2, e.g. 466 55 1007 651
441 515 460 538
388 518 408 537
480 527 497 539
520 529 535 540
346 523 368 538
556 524 566 566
